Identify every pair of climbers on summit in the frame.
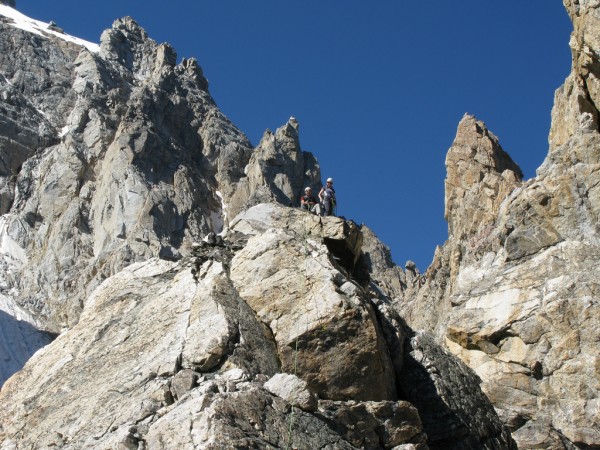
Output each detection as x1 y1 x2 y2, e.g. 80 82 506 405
300 178 336 216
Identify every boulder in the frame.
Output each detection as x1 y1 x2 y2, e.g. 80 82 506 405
319 400 428 450
264 372 318 412
230 205 396 401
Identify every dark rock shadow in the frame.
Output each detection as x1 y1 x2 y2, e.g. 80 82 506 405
397 329 517 450
0 309 56 387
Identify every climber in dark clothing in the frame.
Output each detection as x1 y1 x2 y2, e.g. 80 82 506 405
319 178 336 216
300 187 319 214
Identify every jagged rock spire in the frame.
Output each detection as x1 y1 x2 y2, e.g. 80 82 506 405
444 114 522 241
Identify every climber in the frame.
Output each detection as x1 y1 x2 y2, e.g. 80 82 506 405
300 187 319 214
319 178 336 216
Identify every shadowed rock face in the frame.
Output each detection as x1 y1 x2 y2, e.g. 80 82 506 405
0 309 55 386
394 2 600 448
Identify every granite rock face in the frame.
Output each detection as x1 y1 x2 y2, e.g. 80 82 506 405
228 118 322 216
0 204 514 449
0 5 520 450
445 114 523 243
0 14 250 335
230 205 396 402
394 2 600 448
0 6 320 384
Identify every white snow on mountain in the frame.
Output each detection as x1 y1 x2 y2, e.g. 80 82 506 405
0 4 99 53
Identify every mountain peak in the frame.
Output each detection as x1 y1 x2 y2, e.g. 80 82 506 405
444 114 523 241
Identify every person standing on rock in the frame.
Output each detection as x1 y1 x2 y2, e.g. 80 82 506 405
300 187 319 214
319 178 336 216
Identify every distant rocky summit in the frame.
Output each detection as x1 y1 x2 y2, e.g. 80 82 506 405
0 1 597 449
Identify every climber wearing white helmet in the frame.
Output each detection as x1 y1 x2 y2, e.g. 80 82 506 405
319 178 336 216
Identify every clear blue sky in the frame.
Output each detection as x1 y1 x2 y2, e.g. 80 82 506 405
17 1 573 271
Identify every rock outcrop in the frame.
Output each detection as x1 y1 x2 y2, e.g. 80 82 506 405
0 204 515 449
9 1 594 448
0 3 320 385
394 2 600 448
0 13 251 335
228 118 322 216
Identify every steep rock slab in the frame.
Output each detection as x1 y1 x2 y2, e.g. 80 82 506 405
0 13 256 332
0 258 279 448
0 221 429 450
442 5 600 445
229 205 515 449
399 123 600 447
230 204 396 401
398 116 523 338
0 207 516 449
550 0 600 149
0 11 326 335
445 239 600 448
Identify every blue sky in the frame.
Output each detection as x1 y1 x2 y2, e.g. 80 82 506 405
17 1 573 271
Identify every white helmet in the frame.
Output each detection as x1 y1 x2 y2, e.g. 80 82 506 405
304 186 311 192
326 177 333 183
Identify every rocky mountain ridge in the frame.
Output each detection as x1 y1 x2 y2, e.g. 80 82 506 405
0 4 321 338
0 1 598 449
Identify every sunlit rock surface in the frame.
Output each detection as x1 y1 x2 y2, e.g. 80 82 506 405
7 0 589 447
395 2 600 447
